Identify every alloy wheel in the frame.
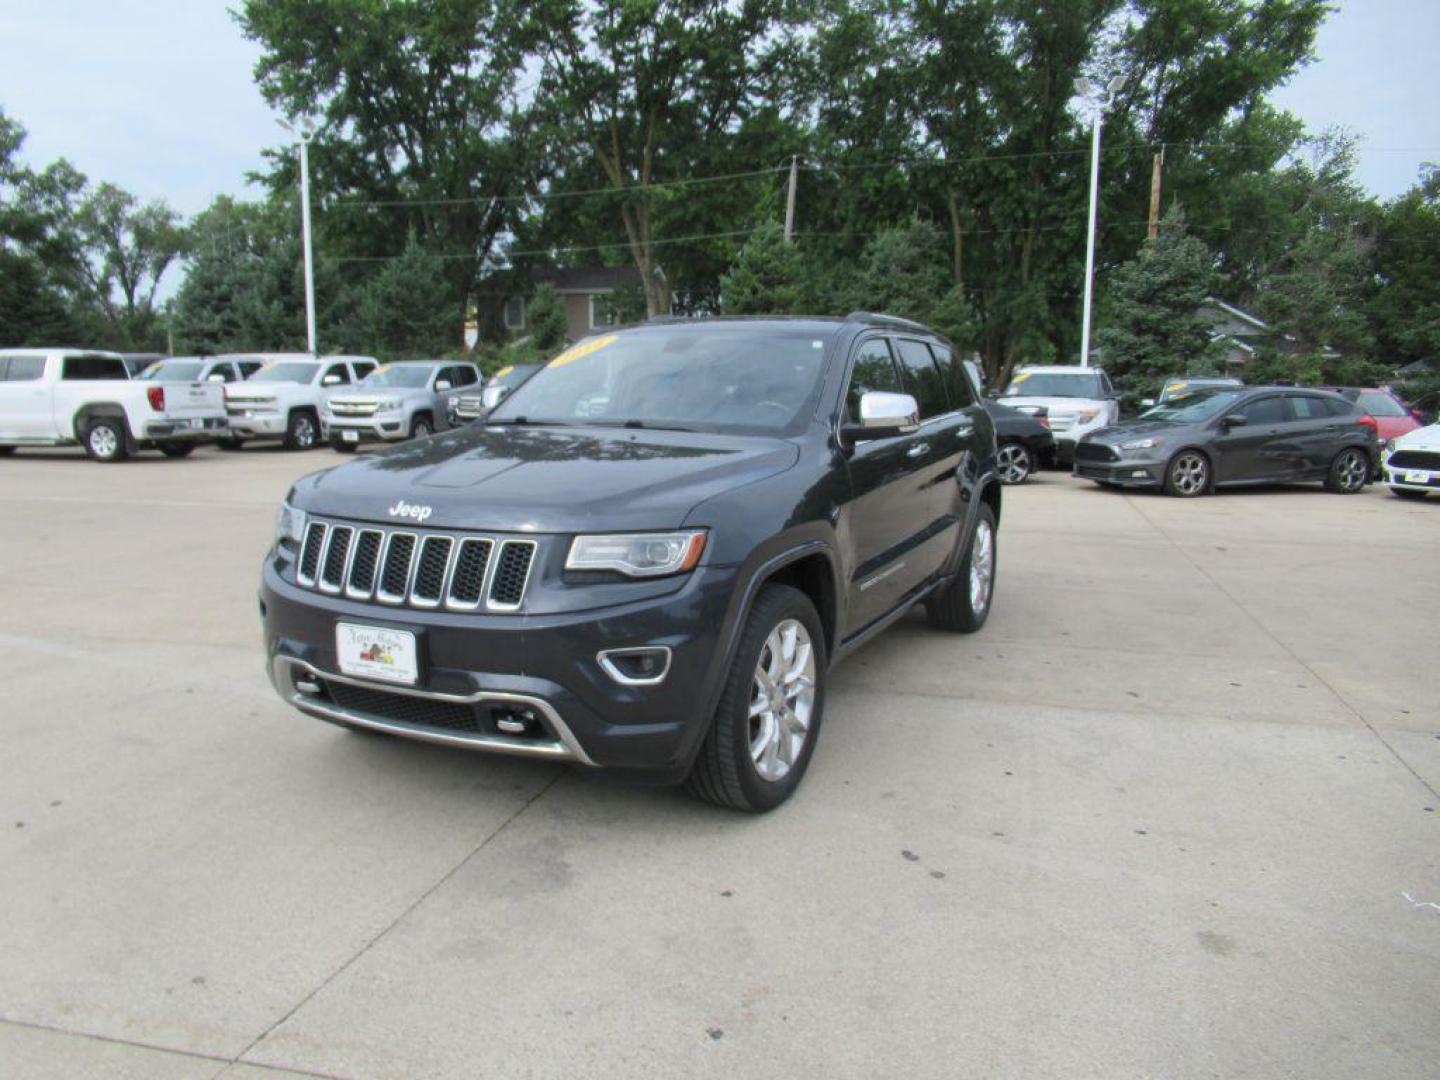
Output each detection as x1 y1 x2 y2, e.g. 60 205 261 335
996 443 1032 484
969 518 995 614
1336 450 1367 492
294 415 316 449
748 618 816 782
1171 452 1208 496
89 424 118 459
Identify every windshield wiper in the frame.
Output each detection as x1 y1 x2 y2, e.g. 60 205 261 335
599 419 698 433
485 416 569 427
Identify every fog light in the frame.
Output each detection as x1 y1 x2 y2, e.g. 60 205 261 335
494 706 541 735
1132 469 1148 478
597 646 672 685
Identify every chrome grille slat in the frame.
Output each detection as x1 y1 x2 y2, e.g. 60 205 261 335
292 518 536 612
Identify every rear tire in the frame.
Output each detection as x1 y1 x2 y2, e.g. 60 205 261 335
283 409 319 451
1325 447 1368 493
925 503 997 633
1164 450 1210 497
995 441 1033 484
158 443 195 458
83 417 129 463
686 584 826 813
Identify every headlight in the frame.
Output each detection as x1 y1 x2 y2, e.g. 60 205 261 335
1120 437 1164 450
1074 408 1101 423
276 501 307 547
566 531 707 577
375 399 402 413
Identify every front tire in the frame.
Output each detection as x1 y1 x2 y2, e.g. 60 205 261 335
1325 448 1368 493
925 503 997 633
409 413 433 440
158 442 195 458
996 441 1033 484
686 584 826 812
283 409 319 451
1164 450 1210 497
83 417 129 463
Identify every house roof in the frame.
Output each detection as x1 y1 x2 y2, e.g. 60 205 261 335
530 265 642 294
1202 297 1270 332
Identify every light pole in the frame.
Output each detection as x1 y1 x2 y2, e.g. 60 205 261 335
1074 75 1125 369
280 119 319 356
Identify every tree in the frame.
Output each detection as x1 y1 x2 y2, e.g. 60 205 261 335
1095 207 1221 400
344 231 457 359
73 182 188 349
846 220 976 347
525 283 568 350
719 221 807 315
1367 169 1440 369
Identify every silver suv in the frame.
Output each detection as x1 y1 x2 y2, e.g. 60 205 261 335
323 360 481 451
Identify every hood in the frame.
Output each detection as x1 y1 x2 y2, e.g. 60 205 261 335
327 391 409 406
997 395 1104 415
1393 422 1440 452
292 424 800 533
1084 420 1178 444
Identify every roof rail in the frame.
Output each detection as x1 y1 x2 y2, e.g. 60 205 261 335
845 310 928 331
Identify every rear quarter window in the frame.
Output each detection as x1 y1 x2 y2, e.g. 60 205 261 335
3 355 46 381
62 355 127 380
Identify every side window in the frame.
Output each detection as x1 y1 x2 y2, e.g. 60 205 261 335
324 363 351 386
351 361 376 381
451 366 478 388
1100 372 1115 397
504 297 525 331
1327 396 1355 418
846 338 903 422
1235 396 1287 425
237 361 263 379
1287 395 1330 421
4 355 45 381
210 363 237 383
894 338 950 420
930 343 974 408
62 355 127 380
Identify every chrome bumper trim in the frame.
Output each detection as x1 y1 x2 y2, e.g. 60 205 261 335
272 656 596 765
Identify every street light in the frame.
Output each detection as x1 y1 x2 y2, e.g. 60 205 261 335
279 118 319 356
1074 74 1125 369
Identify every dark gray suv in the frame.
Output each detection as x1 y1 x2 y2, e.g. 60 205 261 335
260 314 1002 811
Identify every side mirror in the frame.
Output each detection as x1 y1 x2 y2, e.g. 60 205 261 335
321 374 341 386
843 391 920 443
1220 413 1248 429
481 384 507 409
1140 398 1155 408
435 380 452 391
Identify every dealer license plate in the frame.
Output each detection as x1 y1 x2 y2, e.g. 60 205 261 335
1403 469 1429 484
342 429 360 442
336 623 418 685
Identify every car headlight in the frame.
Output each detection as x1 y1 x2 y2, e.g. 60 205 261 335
1074 408 1101 423
566 531 707 577
276 501 307 548
376 399 402 413
1120 437 1164 450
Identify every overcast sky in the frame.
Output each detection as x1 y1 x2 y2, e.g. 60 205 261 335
1 0 1435 222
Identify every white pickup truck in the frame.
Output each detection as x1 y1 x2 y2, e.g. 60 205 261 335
220 354 378 451
0 348 228 461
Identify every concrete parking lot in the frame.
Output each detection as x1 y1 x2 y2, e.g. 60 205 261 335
1 447 1437 1079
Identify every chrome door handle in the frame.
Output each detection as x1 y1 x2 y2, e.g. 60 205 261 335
955 423 974 436
906 443 928 459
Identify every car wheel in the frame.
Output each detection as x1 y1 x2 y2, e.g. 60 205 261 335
217 436 246 451
925 503 997 633
331 438 359 453
283 409 319 451
1391 488 1428 500
158 442 195 458
1325 448 1368 493
410 414 433 440
686 583 826 812
0 446 15 456
83 417 129 462
1164 450 1210 497
996 441 1033 484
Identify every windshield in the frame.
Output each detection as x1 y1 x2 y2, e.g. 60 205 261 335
1002 371 1103 399
1160 378 1239 402
248 363 319 384
359 365 432 389
490 329 833 432
1356 390 1407 418
138 361 204 381
1140 388 1247 422
491 364 538 389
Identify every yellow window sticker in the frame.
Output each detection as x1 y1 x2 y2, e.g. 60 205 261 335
1011 371 1032 384
549 335 617 369
373 363 391 375
1169 381 1188 393
494 365 514 378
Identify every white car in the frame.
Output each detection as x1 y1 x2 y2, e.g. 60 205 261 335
1381 422 1440 499
137 355 266 385
0 348 227 461
995 365 1121 462
221 354 377 451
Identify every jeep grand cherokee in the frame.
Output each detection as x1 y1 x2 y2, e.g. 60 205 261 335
260 314 1002 811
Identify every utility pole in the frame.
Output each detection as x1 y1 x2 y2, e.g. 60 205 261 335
281 118 319 356
784 155 798 243
1075 75 1125 369
1147 146 1165 240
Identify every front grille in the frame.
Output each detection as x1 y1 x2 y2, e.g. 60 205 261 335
323 679 483 732
1075 442 1119 462
331 401 378 417
291 517 536 612
1388 450 1440 471
454 395 484 418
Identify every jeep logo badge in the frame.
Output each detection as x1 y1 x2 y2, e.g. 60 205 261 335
388 499 433 523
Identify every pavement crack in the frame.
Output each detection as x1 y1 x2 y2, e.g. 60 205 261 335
215 768 569 1077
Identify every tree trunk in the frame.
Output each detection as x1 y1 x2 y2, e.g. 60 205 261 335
946 189 964 290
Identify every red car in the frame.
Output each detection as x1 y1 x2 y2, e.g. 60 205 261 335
1323 387 1423 446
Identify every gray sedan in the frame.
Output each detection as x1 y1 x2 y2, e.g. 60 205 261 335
1073 386 1378 497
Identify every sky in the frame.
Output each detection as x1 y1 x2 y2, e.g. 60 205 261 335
1 0 1436 223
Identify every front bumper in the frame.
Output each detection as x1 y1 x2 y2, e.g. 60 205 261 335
260 557 739 775
1073 454 1164 487
323 417 406 442
1382 462 1440 492
143 416 228 440
227 412 287 437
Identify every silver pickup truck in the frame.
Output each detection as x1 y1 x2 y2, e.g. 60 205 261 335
323 359 482 451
